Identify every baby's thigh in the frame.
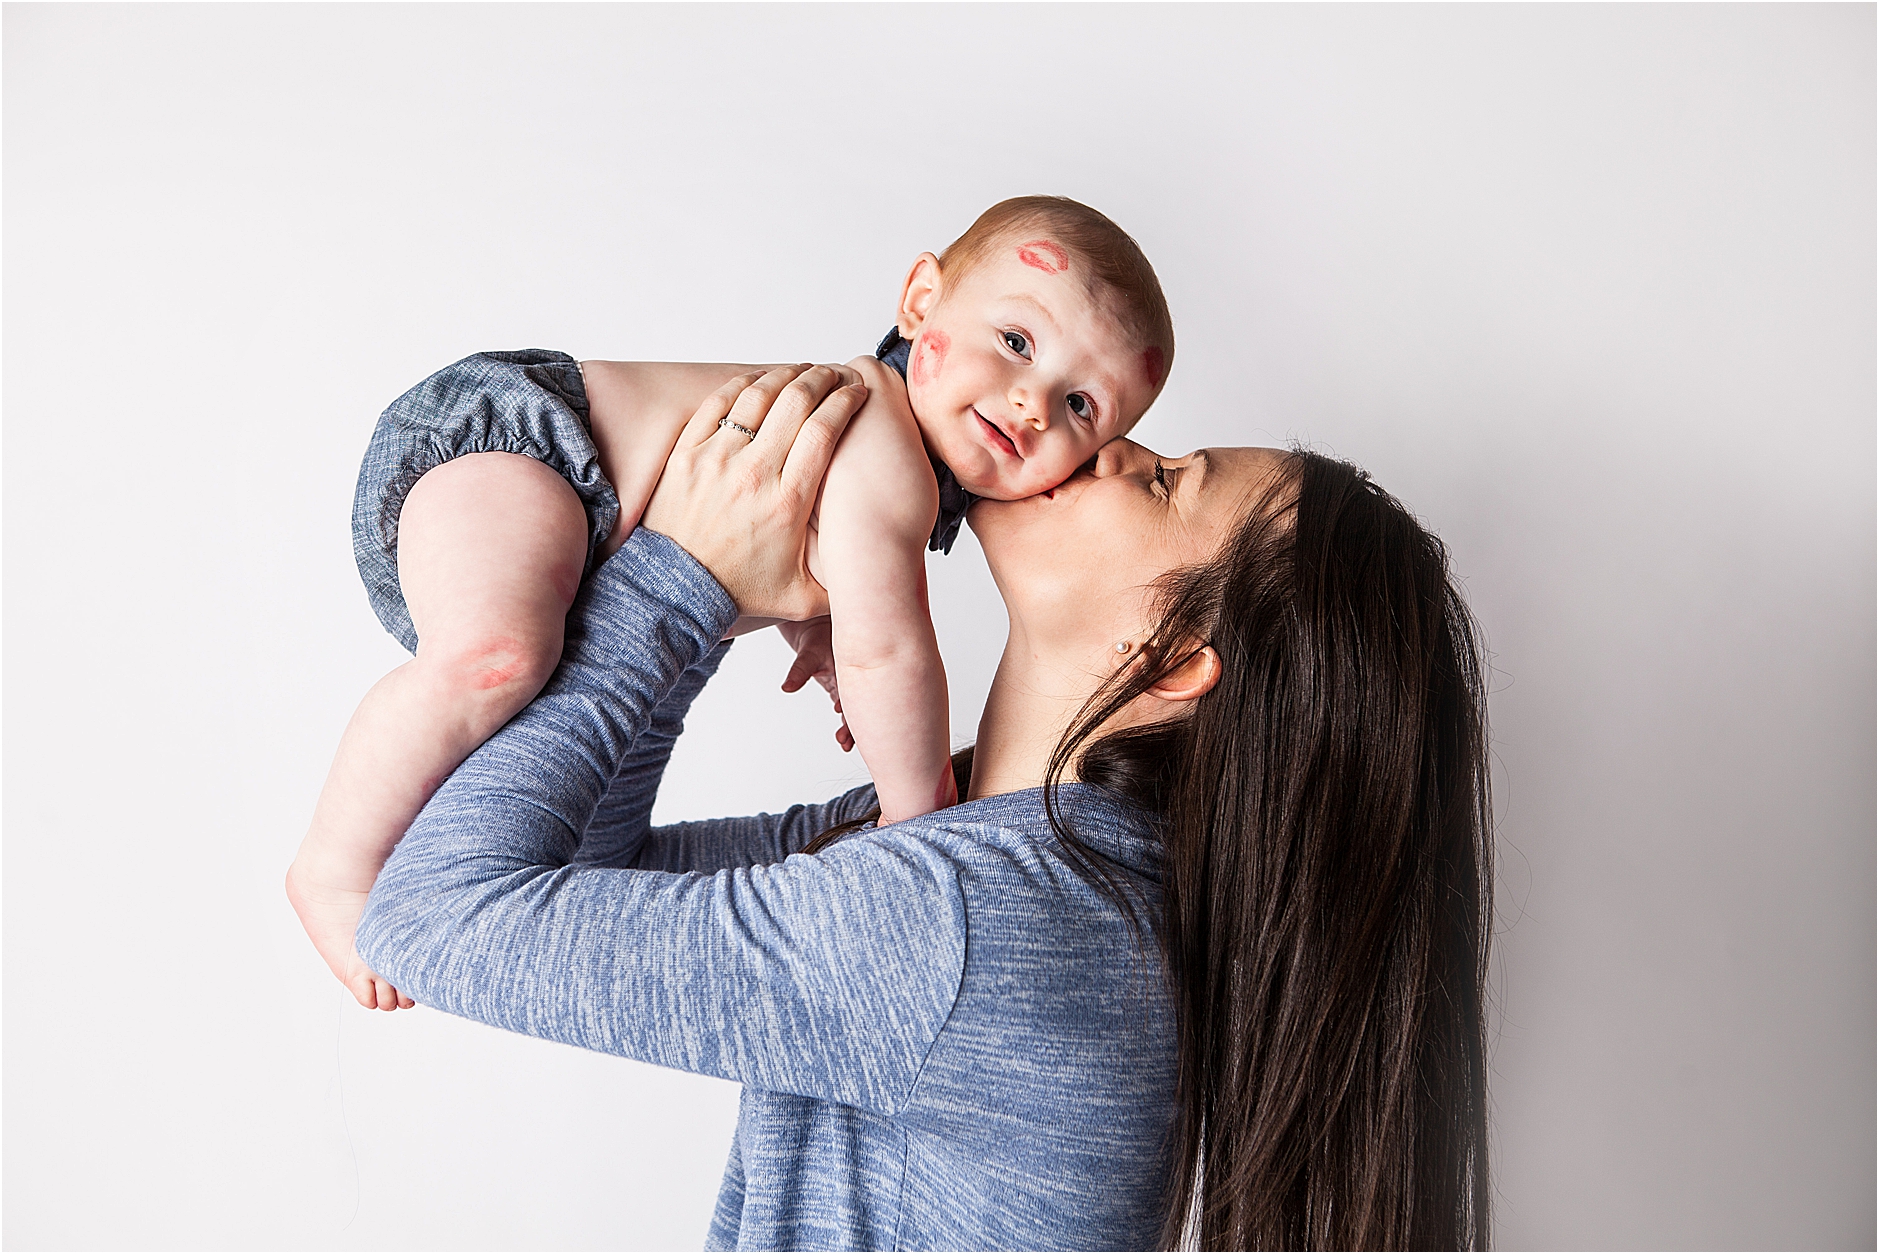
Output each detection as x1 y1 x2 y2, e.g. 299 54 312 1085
397 452 589 645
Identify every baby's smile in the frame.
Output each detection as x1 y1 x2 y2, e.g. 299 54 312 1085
973 408 1021 459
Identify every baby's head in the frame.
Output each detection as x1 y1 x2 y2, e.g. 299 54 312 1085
895 196 1174 502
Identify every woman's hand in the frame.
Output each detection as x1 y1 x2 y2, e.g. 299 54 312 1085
642 364 866 621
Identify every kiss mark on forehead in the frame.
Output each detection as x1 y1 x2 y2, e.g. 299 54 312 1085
1142 347 1166 388
909 329 950 386
1015 239 1070 274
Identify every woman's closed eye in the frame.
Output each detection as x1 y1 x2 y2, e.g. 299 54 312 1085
1153 459 1189 501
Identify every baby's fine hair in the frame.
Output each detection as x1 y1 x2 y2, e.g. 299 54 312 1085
938 195 1175 389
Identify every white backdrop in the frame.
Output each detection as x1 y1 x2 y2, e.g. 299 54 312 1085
5 5 1872 1249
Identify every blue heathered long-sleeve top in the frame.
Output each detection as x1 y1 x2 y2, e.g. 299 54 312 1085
357 528 1177 1251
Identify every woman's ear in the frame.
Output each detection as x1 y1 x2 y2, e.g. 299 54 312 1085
896 252 944 337
1146 645 1222 705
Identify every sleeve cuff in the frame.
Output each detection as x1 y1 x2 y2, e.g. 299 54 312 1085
577 526 740 664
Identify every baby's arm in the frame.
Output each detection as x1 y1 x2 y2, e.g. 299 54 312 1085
811 357 955 824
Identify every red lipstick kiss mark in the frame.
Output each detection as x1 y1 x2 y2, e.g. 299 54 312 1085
1142 347 1166 388
469 638 529 690
933 761 959 810
910 329 950 386
1015 239 1069 274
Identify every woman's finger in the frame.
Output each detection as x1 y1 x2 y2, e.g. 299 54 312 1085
737 365 851 469
722 364 814 441
778 380 867 502
737 364 856 460
682 371 765 448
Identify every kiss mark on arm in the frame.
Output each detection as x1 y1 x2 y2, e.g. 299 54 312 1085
933 759 959 810
1015 239 1070 274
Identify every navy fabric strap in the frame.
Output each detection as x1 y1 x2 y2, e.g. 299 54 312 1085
875 327 975 555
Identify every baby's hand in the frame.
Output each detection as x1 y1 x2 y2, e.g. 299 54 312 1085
285 862 415 1011
777 617 853 751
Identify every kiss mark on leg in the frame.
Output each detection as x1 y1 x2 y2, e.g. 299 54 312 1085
463 637 531 690
910 329 950 386
1142 346 1166 388
1015 239 1069 274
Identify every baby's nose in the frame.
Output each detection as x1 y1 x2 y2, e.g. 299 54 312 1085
1009 385 1050 429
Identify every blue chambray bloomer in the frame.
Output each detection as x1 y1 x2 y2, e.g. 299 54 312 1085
351 350 620 652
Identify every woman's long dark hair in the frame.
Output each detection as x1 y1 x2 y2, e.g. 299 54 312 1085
809 450 1492 1250
1062 450 1492 1249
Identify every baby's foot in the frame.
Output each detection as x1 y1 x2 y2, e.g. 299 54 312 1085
285 861 414 1011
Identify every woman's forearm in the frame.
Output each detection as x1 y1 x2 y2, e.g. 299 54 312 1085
573 640 733 870
577 638 881 874
356 527 738 993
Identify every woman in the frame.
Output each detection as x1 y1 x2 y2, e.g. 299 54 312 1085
357 367 1493 1251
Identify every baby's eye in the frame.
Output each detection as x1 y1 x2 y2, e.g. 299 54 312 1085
1066 393 1094 423
1002 330 1031 359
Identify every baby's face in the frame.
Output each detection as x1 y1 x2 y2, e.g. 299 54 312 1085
901 243 1163 502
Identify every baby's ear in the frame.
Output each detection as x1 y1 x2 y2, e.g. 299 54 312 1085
896 252 944 336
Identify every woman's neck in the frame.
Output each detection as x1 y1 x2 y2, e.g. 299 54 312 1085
966 634 1102 801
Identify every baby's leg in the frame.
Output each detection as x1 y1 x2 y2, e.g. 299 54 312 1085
287 452 588 1010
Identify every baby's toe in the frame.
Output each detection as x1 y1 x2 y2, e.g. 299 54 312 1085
347 973 380 1010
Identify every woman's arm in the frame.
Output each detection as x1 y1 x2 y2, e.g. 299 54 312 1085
356 528 963 1114
625 785 879 873
573 640 881 873
569 641 729 870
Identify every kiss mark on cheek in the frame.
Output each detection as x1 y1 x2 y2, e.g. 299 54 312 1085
1015 239 1070 274
910 329 949 386
1142 347 1166 388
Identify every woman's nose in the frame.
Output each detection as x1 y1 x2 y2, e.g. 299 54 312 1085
1090 438 1150 478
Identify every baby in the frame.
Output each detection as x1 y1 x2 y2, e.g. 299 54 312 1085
288 195 1176 1009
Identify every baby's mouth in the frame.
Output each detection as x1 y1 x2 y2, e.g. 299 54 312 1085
974 408 1019 458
